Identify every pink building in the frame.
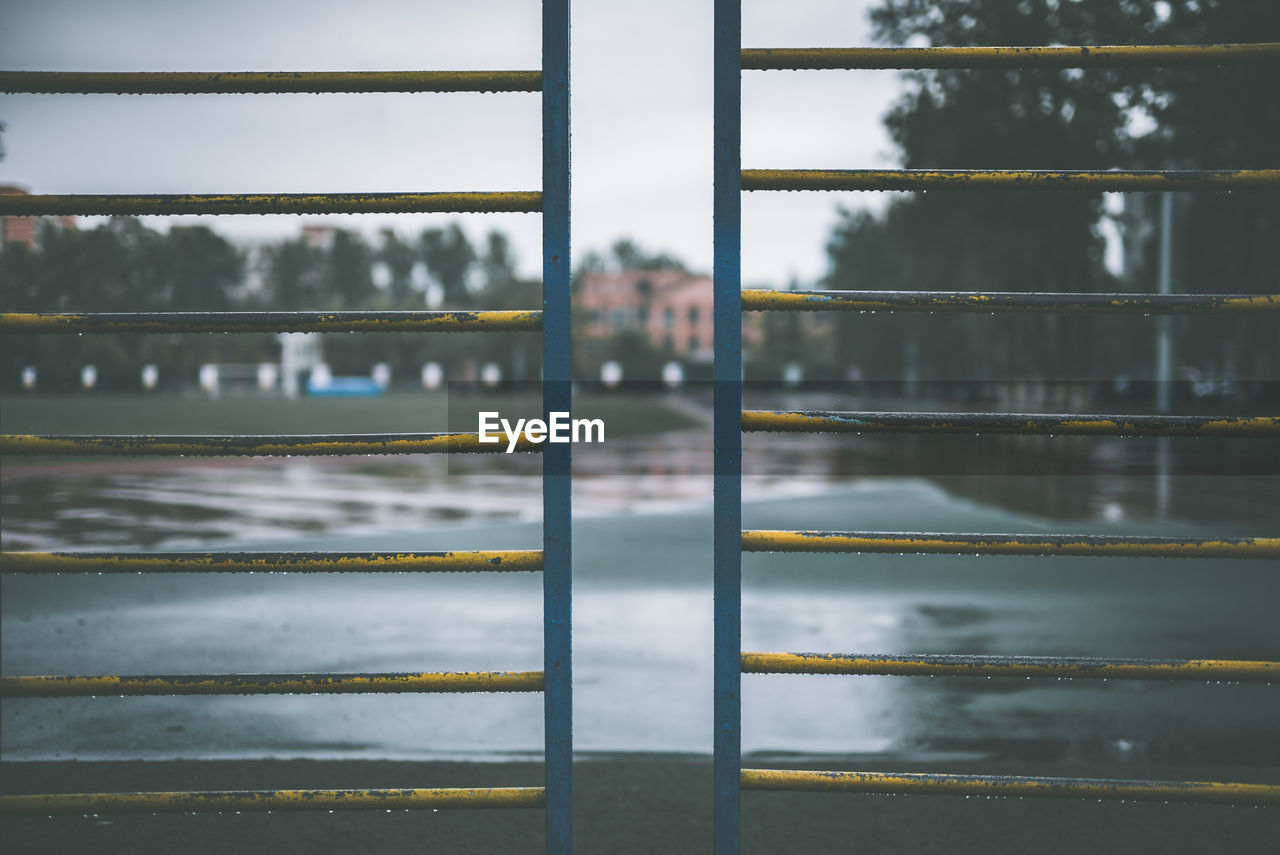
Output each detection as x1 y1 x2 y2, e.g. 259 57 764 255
1 184 76 248
577 270 714 362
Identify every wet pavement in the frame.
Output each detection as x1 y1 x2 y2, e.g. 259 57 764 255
3 427 1277 768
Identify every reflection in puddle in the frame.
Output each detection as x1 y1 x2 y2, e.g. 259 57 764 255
4 427 1277 552
3 417 1278 768
2 462 542 551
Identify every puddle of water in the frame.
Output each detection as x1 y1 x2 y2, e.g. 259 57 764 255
3 421 1277 765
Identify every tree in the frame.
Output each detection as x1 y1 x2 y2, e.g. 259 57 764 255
1 218 248 390
155 226 244 311
1127 2 1280 380
471 231 541 382
822 0 1279 391
377 229 418 305
261 238 324 310
420 224 476 306
323 229 374 309
610 238 686 272
597 329 665 382
480 231 517 288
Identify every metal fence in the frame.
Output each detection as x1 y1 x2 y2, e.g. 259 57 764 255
713 5 1280 853
0 1 573 851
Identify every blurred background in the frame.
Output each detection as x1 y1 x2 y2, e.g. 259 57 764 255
2 0 1278 830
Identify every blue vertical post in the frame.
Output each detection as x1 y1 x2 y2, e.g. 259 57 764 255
713 1 742 853
542 0 572 853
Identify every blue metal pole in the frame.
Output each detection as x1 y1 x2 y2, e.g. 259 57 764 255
713 1 743 853
542 1 572 853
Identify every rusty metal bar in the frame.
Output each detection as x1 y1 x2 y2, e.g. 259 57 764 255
742 169 1280 192
0 192 541 217
0 70 541 94
0 310 542 334
0 787 545 815
741 43 1280 70
741 531 1280 559
741 652 1279 682
740 289 1280 314
542 4 574 849
740 769 1280 805
741 410 1280 437
0 432 538 456
714 1 745 851
0 671 544 698
0 550 543 574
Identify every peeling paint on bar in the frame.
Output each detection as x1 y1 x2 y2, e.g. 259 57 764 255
740 652 1280 682
740 770 1280 805
741 43 1280 70
740 531 1280 559
0 550 544 574
0 192 541 217
0 310 543 334
0 70 542 94
0 786 546 815
0 432 541 456
740 289 1280 314
741 169 1280 192
0 670 545 698
740 410 1280 437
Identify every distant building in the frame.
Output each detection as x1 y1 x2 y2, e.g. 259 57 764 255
301 223 337 250
577 270 715 362
0 184 75 248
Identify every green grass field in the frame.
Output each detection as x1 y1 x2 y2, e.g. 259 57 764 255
0 391 700 438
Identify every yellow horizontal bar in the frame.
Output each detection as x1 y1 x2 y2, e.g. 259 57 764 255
741 410 1280 437
740 530 1280 559
739 289 1280 314
0 192 541 216
0 786 545 815
741 43 1280 70
0 310 543 334
0 550 544 574
0 70 541 94
741 770 1280 805
742 169 1280 192
0 671 544 698
0 432 538 456
741 652 1280 682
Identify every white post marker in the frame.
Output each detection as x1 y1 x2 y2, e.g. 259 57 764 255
422 362 443 390
372 363 391 390
198 363 219 396
601 360 623 389
662 361 684 389
257 363 279 392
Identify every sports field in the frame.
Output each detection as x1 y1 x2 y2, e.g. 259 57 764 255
0 391 701 438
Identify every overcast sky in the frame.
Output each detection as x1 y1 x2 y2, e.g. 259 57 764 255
0 0 901 285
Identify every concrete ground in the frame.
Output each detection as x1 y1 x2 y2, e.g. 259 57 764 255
4 755 1279 854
